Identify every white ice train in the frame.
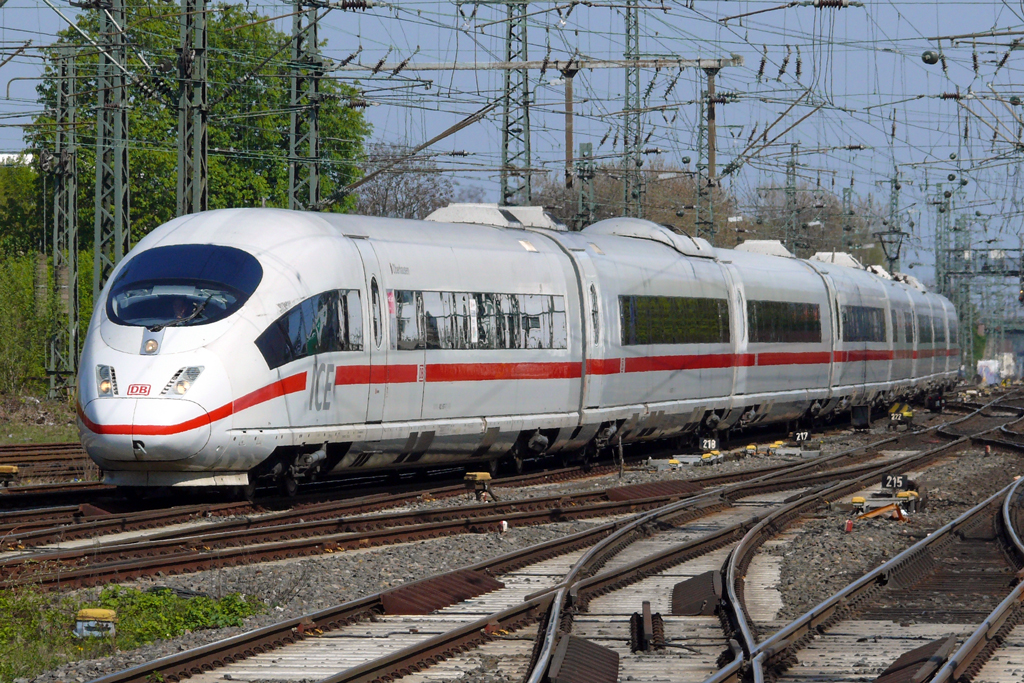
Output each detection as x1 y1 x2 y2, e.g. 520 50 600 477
77 207 959 494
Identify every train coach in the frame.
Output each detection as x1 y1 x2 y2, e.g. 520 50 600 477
77 207 958 495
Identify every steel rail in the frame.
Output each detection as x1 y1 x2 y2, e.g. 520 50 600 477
517 406 990 683
745 480 1015 682
722 396 1019 661
85 516 623 683
5 493 721 589
928 475 1024 682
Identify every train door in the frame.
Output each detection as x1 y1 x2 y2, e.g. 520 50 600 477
352 239 386 423
570 249 602 409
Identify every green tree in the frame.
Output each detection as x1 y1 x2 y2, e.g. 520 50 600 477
29 0 370 241
0 156 42 255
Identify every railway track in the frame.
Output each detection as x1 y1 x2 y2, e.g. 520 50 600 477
2 418 949 591
81 395 1006 683
0 441 97 482
699 399 1024 683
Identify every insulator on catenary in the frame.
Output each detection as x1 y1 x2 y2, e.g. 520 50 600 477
796 45 802 80
973 48 979 75
964 119 969 140
748 122 759 144
813 0 850 7
777 45 791 79
336 0 371 9
940 92 961 100
757 45 767 81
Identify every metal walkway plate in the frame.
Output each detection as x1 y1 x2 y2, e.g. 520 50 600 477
381 569 504 614
548 634 620 683
606 480 702 502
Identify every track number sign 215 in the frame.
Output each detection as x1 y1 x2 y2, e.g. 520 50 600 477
882 473 909 490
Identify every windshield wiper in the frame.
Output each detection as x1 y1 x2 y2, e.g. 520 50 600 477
149 294 214 332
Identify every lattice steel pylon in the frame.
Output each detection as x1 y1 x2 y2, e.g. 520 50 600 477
784 143 798 252
622 0 642 217
499 0 531 206
177 0 208 215
933 184 952 298
952 214 974 367
49 45 79 399
288 0 323 210
93 0 130 302
574 142 595 230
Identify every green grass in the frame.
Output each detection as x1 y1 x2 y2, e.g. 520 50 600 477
0 586 265 682
0 421 79 444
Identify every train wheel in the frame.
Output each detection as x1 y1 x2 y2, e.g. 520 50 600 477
240 479 258 502
279 475 298 497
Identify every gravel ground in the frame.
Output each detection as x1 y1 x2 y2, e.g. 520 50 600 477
770 448 1024 620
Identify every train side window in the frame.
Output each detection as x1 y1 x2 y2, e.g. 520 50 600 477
474 293 498 349
840 305 886 343
552 295 568 349
254 289 362 370
391 290 421 350
933 315 946 343
747 300 821 344
370 278 382 348
590 285 600 345
948 315 959 346
619 295 730 346
916 313 933 344
422 291 452 349
499 293 523 348
903 310 914 343
890 308 898 342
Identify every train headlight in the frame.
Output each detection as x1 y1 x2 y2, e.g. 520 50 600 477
143 339 159 354
162 366 204 396
96 365 117 396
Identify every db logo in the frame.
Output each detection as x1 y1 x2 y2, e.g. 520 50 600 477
127 384 151 396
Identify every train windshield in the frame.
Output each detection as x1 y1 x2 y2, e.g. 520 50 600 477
106 244 263 330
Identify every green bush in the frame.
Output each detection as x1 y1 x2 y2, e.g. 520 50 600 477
97 586 265 650
0 586 265 681
0 254 47 395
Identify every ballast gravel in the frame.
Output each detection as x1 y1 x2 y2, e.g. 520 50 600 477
770 449 1024 621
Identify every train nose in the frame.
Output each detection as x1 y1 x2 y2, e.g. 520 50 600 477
80 398 212 462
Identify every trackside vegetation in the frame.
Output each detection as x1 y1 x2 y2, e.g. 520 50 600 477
0 585 265 681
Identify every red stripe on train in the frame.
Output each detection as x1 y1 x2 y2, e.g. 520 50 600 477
79 371 308 436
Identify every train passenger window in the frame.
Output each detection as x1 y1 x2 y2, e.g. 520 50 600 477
840 306 886 343
474 293 498 349
590 285 600 345
498 294 523 348
619 295 730 346
422 291 451 349
933 315 946 343
948 316 959 346
391 290 421 350
890 309 898 342
746 300 821 344
107 244 263 329
916 314 933 344
902 311 914 343
371 279 382 348
254 289 363 370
